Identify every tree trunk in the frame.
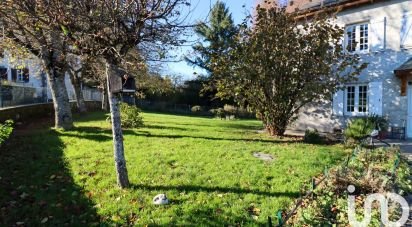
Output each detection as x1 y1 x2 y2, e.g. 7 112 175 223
102 82 109 111
106 62 129 188
47 69 73 130
68 69 87 113
265 119 287 137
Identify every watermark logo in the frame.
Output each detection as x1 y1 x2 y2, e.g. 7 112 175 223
347 185 410 227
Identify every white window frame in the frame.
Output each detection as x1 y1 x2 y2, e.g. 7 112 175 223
344 84 369 116
16 69 29 83
345 22 370 54
16 69 24 82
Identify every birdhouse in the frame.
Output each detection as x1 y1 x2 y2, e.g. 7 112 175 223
121 75 136 93
108 69 136 94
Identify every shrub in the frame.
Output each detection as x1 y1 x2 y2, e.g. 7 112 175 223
344 115 388 146
304 129 324 144
209 108 225 119
0 120 14 146
368 114 388 131
119 103 143 128
223 104 236 115
344 118 375 143
191 105 203 113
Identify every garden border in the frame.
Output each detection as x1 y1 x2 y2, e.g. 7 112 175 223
269 144 402 226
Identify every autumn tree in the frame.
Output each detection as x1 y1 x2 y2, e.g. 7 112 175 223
212 6 367 136
0 1 74 129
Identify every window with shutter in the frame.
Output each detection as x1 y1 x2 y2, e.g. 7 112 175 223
344 84 369 116
345 23 369 53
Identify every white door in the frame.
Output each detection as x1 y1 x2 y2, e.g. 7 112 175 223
407 83 412 138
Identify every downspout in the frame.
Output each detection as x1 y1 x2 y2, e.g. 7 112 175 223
383 17 387 50
0 26 3 108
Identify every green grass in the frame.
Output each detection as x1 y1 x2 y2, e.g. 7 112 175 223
0 112 348 226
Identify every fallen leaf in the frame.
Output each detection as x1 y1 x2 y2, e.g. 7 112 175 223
111 215 121 222
20 192 29 199
41 217 48 223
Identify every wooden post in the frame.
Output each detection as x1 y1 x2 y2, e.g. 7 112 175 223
400 75 407 96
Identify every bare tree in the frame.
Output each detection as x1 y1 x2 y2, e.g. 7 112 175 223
0 1 74 129
59 0 190 188
67 55 87 113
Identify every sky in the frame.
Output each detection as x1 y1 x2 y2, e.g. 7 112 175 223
162 0 255 81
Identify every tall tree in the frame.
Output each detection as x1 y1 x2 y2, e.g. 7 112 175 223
0 1 74 129
186 2 238 73
212 6 367 136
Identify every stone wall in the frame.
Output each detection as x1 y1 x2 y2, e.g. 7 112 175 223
0 85 38 107
0 101 102 123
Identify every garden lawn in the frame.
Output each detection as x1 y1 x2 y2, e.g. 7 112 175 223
0 112 348 226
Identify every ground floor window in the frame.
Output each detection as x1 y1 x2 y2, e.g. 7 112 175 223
345 84 368 115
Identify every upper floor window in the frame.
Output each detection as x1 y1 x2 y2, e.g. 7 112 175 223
11 68 29 83
345 23 369 53
278 0 288 8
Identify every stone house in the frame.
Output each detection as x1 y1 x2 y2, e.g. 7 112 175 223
260 0 412 138
0 52 101 107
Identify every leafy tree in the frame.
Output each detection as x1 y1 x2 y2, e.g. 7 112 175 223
185 1 237 106
186 2 237 72
212 7 367 136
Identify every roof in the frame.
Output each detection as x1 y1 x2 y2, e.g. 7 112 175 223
394 58 412 73
258 0 388 17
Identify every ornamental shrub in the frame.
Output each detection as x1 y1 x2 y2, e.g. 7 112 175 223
0 120 14 146
120 103 143 128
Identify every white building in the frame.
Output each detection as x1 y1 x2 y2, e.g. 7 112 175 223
0 52 101 107
264 0 412 138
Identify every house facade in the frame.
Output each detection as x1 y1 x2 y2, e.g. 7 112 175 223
261 0 412 138
0 52 101 108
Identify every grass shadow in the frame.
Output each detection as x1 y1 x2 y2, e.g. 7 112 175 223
57 126 296 144
0 125 104 225
131 184 300 198
142 124 193 131
124 130 300 144
56 127 112 142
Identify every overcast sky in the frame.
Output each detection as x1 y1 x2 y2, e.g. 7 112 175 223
162 0 255 80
